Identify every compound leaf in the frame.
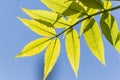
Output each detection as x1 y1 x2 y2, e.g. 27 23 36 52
83 18 105 65
15 38 51 58
65 29 80 77
44 38 60 80
18 18 56 37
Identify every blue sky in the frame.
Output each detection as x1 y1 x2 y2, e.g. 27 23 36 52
0 0 120 80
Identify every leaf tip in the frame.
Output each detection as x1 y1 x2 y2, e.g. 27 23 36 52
101 59 106 66
43 76 47 80
75 72 78 78
21 8 30 14
17 17 21 20
15 54 21 58
15 53 26 58
17 17 25 23
21 7 27 11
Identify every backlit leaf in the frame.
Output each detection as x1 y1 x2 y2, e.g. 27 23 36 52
114 32 120 53
104 0 112 9
15 38 51 58
18 18 56 37
100 13 120 52
80 19 90 36
44 38 60 80
80 0 104 9
83 18 105 65
79 2 98 15
65 29 80 77
41 0 85 18
22 8 69 28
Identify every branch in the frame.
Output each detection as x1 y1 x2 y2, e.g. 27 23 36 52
54 5 120 38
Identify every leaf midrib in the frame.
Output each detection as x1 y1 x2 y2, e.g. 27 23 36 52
91 23 103 62
28 20 56 36
20 38 51 55
30 11 71 27
45 38 57 75
71 30 77 69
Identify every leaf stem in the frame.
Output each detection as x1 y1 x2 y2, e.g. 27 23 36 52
54 5 120 38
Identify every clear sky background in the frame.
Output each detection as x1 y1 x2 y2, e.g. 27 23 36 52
0 0 120 80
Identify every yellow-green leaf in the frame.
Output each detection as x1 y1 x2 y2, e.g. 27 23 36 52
79 2 98 15
44 38 60 80
115 32 120 53
65 29 80 77
100 13 120 52
22 8 69 28
41 0 85 18
83 18 105 65
104 0 112 9
80 19 90 36
18 18 56 37
80 0 104 9
15 38 51 58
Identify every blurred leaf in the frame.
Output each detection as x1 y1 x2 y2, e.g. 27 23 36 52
18 18 56 37
80 0 104 9
44 38 60 80
83 18 105 65
22 8 69 28
103 0 112 9
100 13 120 52
65 29 80 77
15 38 51 58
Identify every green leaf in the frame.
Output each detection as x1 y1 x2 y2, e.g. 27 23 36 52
41 0 85 18
15 38 51 58
115 32 120 53
44 38 60 80
80 19 90 36
100 13 120 52
80 0 104 9
83 18 105 65
18 18 56 37
103 0 112 9
79 2 98 15
22 8 69 28
65 29 80 77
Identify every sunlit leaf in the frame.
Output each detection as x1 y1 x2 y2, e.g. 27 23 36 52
44 38 60 80
100 13 120 52
18 18 56 37
104 0 112 9
79 2 98 15
80 19 90 36
115 32 120 53
41 0 85 18
15 38 51 58
80 0 104 9
65 29 80 77
22 8 69 28
83 18 105 65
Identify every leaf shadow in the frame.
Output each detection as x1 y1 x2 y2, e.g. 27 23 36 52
62 1 85 18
